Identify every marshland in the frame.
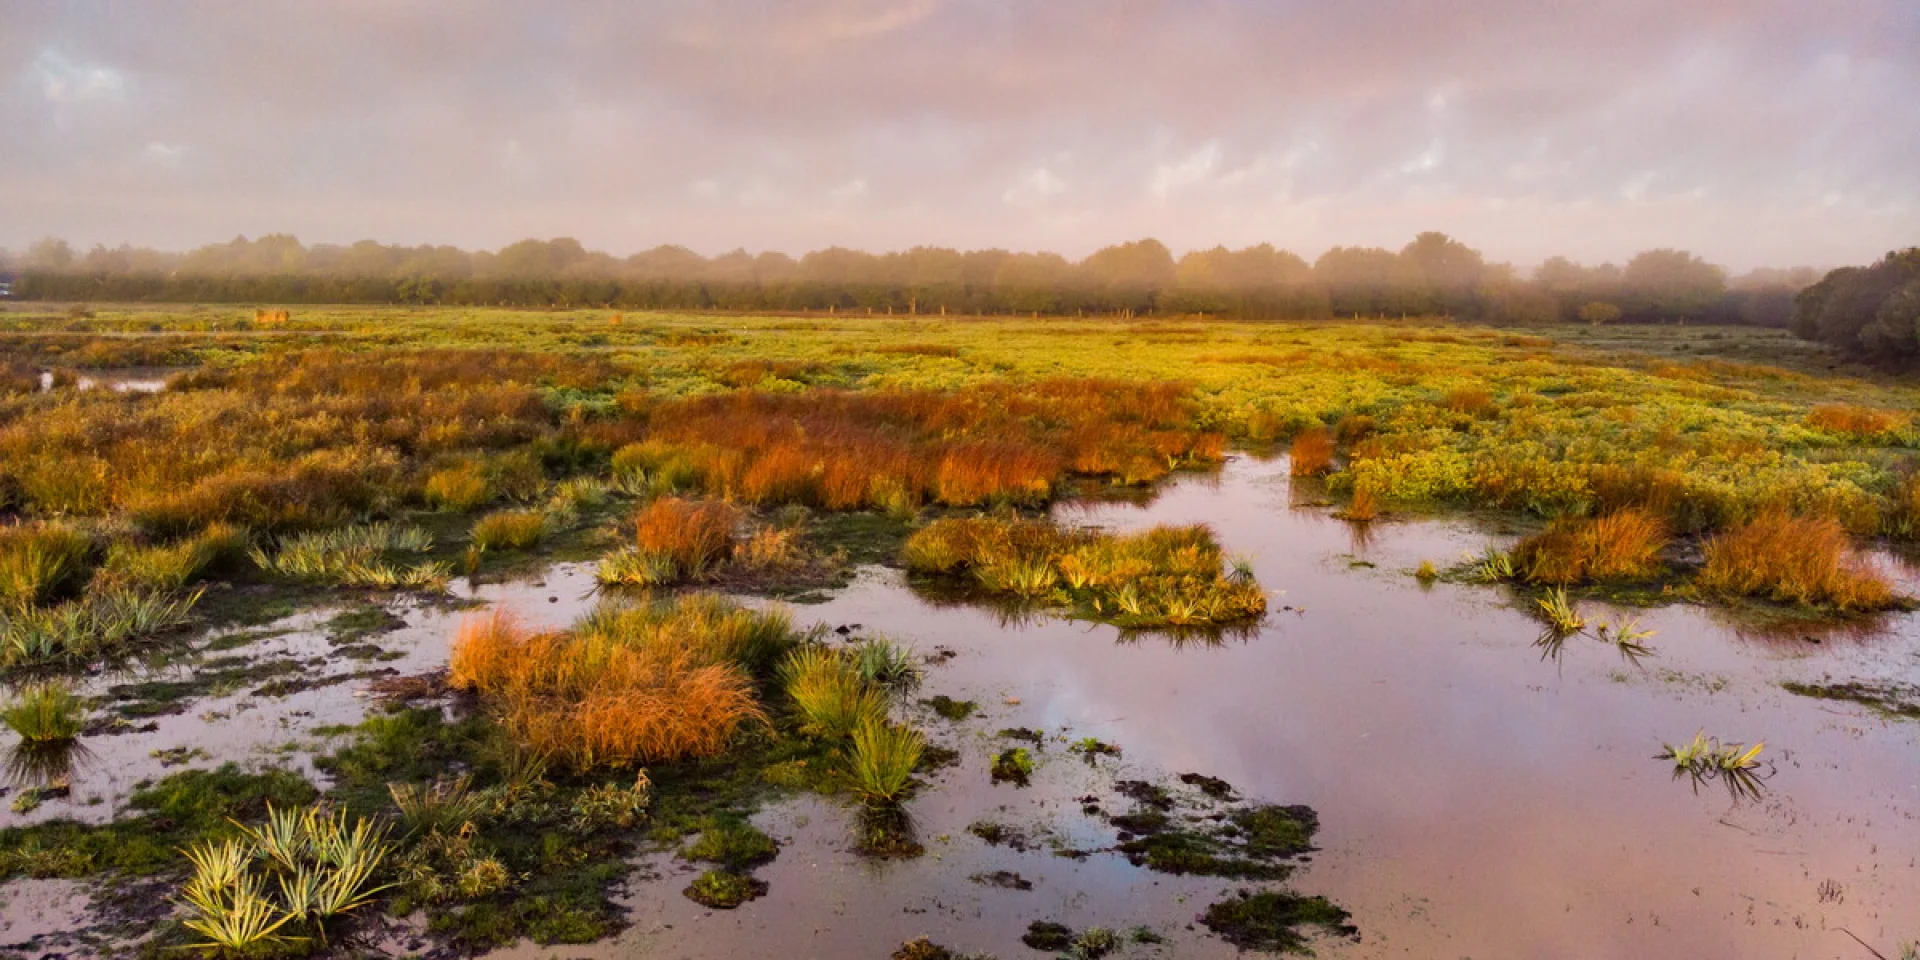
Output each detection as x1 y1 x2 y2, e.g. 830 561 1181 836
0 302 1917 958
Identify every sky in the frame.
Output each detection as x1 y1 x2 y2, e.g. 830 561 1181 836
3 0 1916 271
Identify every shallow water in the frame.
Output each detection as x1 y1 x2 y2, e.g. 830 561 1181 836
35 367 182 394
9 456 1920 958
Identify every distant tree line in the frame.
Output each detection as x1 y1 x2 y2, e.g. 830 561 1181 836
1791 249 1920 360
2 232 1815 326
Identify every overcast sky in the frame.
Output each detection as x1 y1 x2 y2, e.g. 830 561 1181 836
4 1 1915 270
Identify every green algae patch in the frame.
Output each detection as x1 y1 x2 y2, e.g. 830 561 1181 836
1200 889 1358 954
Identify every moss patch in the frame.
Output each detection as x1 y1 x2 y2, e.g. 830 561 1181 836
1199 889 1357 954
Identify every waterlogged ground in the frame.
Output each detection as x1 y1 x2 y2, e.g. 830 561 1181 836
8 456 1920 958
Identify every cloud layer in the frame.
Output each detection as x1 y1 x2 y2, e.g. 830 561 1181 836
4 1 1915 269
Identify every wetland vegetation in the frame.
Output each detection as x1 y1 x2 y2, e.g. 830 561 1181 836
2 302 1919 957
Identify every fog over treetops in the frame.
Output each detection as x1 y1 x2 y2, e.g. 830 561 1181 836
3 1 1916 269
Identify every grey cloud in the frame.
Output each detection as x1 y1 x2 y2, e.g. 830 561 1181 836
1 0 1914 269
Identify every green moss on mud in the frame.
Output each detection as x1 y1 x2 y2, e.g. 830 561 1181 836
0 764 317 880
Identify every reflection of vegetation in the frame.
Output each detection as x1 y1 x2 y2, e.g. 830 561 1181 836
1658 731 1768 801
1781 680 1920 721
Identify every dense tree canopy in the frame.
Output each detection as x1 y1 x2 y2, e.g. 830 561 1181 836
1792 249 1920 358
3 232 1818 326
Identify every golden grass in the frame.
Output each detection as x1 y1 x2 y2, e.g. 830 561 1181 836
1806 403 1909 440
779 646 887 739
0 522 92 608
448 603 773 769
425 465 491 511
633 498 740 575
1512 508 1668 584
1697 512 1893 611
470 509 546 550
901 517 1265 627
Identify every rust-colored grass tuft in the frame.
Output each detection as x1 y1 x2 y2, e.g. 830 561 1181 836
1697 512 1893 611
634 498 740 575
1513 508 1668 584
1288 428 1335 477
448 598 783 769
1340 486 1380 522
1806 404 1909 440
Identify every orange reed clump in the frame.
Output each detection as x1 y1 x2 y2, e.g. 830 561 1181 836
1806 404 1909 440
633 497 740 574
448 607 766 769
1698 512 1893 611
1513 508 1668 584
1289 428 1335 476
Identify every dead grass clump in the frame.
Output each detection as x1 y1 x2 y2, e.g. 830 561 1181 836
1697 513 1893 611
1806 404 1909 441
1512 509 1668 584
448 603 772 770
633 498 740 574
1288 428 1335 477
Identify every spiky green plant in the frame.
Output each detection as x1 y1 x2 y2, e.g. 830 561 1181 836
389 774 486 837
251 523 438 588
2 586 207 667
0 523 91 609
976 556 1059 597
1659 731 1768 800
596 547 681 586
179 845 299 953
1594 617 1657 663
846 719 924 803
780 646 887 739
2 683 85 743
851 637 923 695
1535 588 1585 633
102 524 246 591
